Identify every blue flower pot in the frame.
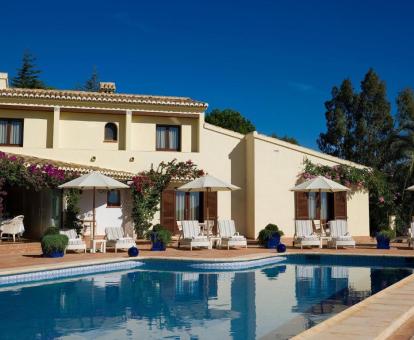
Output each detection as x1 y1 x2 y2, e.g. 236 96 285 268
128 247 139 257
151 240 166 251
43 250 64 258
266 234 281 249
376 236 390 249
276 243 286 253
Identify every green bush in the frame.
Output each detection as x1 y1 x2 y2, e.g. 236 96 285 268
41 234 69 254
376 229 396 240
146 224 172 245
43 227 60 236
257 223 284 246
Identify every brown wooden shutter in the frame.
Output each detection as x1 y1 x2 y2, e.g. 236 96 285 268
295 192 309 219
204 191 218 233
161 190 176 233
334 192 347 219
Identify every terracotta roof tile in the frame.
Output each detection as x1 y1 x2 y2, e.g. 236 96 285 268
0 88 207 108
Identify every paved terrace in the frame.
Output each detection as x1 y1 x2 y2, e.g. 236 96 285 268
0 237 414 339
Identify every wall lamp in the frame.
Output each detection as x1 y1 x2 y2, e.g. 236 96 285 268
90 156 96 162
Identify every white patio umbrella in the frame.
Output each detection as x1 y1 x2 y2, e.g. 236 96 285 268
58 171 129 240
291 175 350 231
177 174 240 227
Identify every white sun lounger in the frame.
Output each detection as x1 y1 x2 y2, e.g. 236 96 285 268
328 220 356 249
105 227 136 253
294 220 320 249
0 215 25 242
59 229 87 253
218 220 247 250
180 220 210 251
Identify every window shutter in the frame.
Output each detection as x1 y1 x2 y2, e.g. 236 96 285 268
334 192 347 219
295 192 309 219
204 191 218 233
161 190 176 233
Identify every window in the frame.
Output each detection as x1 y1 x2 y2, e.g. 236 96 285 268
107 190 121 207
0 119 23 146
104 122 118 142
156 125 180 151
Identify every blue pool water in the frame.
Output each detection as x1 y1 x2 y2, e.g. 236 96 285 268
0 254 412 340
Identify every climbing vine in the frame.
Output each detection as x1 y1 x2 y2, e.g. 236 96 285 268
302 158 398 233
130 159 204 238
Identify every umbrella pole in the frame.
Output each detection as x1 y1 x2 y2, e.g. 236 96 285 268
207 187 210 237
92 187 96 241
319 189 323 235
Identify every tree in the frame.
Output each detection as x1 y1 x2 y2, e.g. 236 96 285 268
270 133 299 145
317 79 357 159
11 51 47 89
205 109 256 134
78 67 100 92
318 69 394 170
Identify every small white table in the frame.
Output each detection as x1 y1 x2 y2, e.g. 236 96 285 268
90 239 107 253
209 236 222 249
320 236 331 249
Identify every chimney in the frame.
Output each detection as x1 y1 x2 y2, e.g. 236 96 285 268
0 73 9 89
99 82 116 94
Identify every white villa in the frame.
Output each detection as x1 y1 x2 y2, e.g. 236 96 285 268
0 72 369 240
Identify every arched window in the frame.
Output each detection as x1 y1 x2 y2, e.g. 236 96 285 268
104 122 117 142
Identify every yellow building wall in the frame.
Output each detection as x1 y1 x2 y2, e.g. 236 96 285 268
248 132 370 238
0 109 52 148
131 115 199 152
59 112 125 150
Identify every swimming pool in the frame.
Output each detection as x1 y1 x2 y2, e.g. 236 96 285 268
0 254 412 339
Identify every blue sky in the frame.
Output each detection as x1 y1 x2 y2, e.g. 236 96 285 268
1 0 414 148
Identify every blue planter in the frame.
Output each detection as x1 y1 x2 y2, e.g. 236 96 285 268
266 234 281 249
276 243 286 253
376 236 390 249
128 247 139 257
151 240 166 251
43 250 64 258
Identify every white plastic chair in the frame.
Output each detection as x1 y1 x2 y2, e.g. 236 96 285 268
59 229 87 253
328 220 355 249
0 215 25 242
294 220 320 249
105 227 136 252
218 220 247 250
180 221 210 251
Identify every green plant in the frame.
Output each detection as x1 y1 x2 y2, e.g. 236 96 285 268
43 227 60 236
257 224 284 246
41 234 68 254
64 189 82 234
376 228 396 240
146 224 172 245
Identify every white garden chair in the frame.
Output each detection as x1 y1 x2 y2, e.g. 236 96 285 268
294 220 320 249
218 220 247 250
180 221 210 251
105 227 136 253
59 229 87 253
0 215 25 242
328 220 356 249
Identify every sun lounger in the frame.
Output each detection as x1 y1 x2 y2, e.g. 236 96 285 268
218 220 247 250
180 220 210 251
328 219 356 249
105 227 136 252
59 229 87 253
0 215 25 242
293 220 320 249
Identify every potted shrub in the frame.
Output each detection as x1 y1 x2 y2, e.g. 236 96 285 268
147 224 172 251
41 228 69 257
376 229 395 249
258 224 284 249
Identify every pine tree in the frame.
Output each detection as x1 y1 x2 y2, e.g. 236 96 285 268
79 67 100 92
11 51 47 89
318 69 394 170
